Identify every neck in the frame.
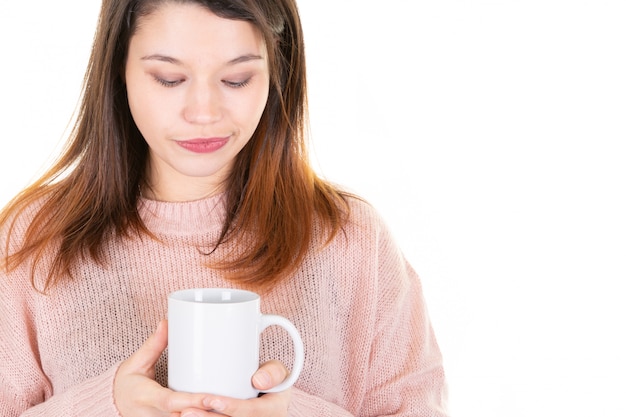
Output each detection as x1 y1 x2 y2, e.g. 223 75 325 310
140 182 225 202
142 159 229 202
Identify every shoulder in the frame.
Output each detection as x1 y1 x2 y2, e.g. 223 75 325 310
341 194 411 264
318 192 400 259
343 194 389 237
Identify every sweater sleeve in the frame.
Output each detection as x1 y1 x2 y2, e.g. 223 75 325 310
0 273 122 417
288 388 356 416
286 260 449 417
288 206 449 417
3 367 122 417
361 220 449 417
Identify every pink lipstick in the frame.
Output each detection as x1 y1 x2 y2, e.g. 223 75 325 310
177 137 229 153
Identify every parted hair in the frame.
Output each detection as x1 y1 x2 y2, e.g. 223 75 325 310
0 0 350 292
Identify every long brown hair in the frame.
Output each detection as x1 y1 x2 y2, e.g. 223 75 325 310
0 0 350 292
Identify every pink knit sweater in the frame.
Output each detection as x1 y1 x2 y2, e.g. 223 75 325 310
0 194 448 416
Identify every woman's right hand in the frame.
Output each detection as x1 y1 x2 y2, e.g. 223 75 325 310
113 320 210 417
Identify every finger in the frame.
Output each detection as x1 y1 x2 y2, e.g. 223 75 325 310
252 360 289 391
157 390 211 413
180 409 224 417
199 390 291 417
127 319 168 373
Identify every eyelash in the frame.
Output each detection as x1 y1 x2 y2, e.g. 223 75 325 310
154 76 183 88
152 76 251 89
223 79 251 89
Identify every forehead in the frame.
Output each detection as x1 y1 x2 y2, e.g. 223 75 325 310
130 2 266 64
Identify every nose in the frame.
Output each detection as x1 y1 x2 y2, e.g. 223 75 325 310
183 82 223 124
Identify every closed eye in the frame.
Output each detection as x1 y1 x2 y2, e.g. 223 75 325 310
154 76 184 88
223 78 251 89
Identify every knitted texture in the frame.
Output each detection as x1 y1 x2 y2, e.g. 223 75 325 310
1 194 448 416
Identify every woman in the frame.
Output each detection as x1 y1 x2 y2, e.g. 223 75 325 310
0 0 448 416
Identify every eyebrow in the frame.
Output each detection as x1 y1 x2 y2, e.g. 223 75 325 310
140 53 264 66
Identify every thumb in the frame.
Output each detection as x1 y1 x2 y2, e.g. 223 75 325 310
126 319 168 373
252 360 290 391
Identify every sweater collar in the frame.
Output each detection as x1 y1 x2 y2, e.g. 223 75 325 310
138 193 226 236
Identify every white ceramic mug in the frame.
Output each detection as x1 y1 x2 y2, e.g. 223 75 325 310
168 288 305 399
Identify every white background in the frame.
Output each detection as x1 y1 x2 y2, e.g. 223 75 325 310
1 1 625 416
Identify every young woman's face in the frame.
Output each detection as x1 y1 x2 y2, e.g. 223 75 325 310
125 2 270 201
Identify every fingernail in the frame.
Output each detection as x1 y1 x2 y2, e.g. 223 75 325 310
252 370 271 389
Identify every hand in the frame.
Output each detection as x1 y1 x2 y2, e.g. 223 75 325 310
114 320 211 417
179 361 292 417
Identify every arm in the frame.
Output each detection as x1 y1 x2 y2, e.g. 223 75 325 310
0 281 209 417
1 367 122 417
361 224 449 417
284 260 448 417
0 272 122 416
288 389 356 417
260 211 448 417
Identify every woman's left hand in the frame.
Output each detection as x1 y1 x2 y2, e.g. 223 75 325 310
179 360 292 417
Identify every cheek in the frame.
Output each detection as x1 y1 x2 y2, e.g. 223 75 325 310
127 78 150 130
239 87 270 131
127 85 172 141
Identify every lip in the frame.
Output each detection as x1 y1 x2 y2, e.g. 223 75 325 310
176 137 230 154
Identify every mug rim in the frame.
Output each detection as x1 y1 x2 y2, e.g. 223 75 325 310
169 288 259 304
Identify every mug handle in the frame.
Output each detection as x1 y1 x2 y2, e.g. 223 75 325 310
258 314 305 393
